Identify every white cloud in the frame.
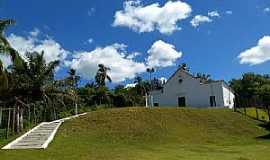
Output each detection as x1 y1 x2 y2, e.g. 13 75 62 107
125 83 137 88
126 52 141 59
226 10 233 15
238 36 270 65
7 30 69 64
0 54 12 68
147 40 182 68
264 7 270 13
67 44 146 83
113 0 192 35
190 15 212 28
208 11 220 17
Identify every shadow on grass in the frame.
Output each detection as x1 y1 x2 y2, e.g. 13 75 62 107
256 123 270 139
235 110 267 123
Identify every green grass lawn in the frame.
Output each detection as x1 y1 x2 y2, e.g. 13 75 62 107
0 107 270 160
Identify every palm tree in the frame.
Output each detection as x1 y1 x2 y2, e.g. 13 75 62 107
0 19 25 94
67 69 80 88
0 19 23 66
95 64 112 87
66 68 80 114
0 19 15 55
0 19 15 92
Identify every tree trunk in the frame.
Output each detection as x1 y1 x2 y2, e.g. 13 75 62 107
6 109 11 139
33 105 36 124
16 105 20 132
233 101 237 112
28 106 31 123
19 108 24 131
12 108 15 135
244 100 247 115
75 102 78 115
0 108 2 126
255 107 259 120
145 93 148 108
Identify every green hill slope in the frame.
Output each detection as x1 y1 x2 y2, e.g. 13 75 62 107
1 108 270 160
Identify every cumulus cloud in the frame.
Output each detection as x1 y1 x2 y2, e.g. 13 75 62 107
208 11 220 17
238 36 270 65
7 30 69 64
147 40 182 68
190 15 212 28
67 44 146 83
113 0 192 34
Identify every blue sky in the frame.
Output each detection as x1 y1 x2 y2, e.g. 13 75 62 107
1 0 270 86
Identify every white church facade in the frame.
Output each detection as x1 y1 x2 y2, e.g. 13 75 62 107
150 68 235 108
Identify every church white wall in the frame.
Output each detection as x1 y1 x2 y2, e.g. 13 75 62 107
222 84 235 109
152 69 234 108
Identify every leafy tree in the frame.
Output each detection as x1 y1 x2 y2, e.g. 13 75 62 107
229 73 270 119
258 84 270 117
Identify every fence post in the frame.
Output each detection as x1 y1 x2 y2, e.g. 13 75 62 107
16 105 20 132
6 109 11 139
12 108 15 135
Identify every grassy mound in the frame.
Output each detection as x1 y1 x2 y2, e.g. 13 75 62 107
61 108 266 144
1 107 270 160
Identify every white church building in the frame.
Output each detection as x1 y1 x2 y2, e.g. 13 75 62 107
150 68 235 108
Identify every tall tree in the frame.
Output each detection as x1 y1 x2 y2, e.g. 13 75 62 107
66 68 80 114
67 69 80 88
95 64 112 87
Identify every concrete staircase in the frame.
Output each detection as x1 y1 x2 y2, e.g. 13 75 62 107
2 113 87 150
2 121 62 149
